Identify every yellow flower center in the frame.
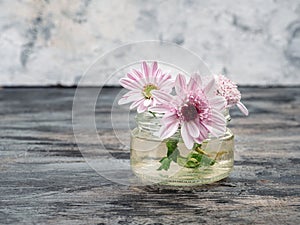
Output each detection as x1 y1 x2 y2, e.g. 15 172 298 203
143 84 158 99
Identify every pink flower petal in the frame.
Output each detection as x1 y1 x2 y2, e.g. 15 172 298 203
162 112 179 125
151 90 174 104
126 72 144 87
118 91 143 105
152 97 157 107
142 61 150 82
137 102 148 113
132 69 144 79
121 90 138 98
203 120 226 138
146 62 158 83
186 120 200 138
209 96 226 111
154 69 162 84
196 123 209 142
157 74 167 87
159 79 174 91
130 98 145 110
181 123 194 149
204 76 216 97
152 61 158 75
120 78 141 91
210 109 226 127
143 99 152 107
158 73 171 84
237 101 249 116
175 74 187 95
188 73 202 91
159 121 179 140
149 105 171 114
118 97 130 105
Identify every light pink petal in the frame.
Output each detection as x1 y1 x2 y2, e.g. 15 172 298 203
188 73 202 91
173 96 184 105
157 73 172 87
137 102 148 113
160 86 173 93
121 90 140 98
119 95 137 105
118 97 131 105
159 121 180 140
126 72 144 87
143 99 152 107
175 74 187 95
181 123 194 149
132 69 144 80
118 91 143 105
154 69 162 84
162 112 179 125
209 96 226 111
203 112 226 138
186 120 200 138
120 78 141 91
152 62 158 75
210 110 226 127
148 62 158 84
204 76 217 97
159 80 174 91
151 90 174 104
122 77 142 89
237 101 249 116
195 123 209 142
159 78 173 86
152 97 157 107
142 62 150 82
149 105 172 114
129 98 145 110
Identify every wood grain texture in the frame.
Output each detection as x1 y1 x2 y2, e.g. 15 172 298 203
0 87 299 224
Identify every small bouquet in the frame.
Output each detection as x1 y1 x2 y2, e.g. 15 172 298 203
119 61 248 176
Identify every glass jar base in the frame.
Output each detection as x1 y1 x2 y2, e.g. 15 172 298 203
132 159 233 186
130 117 235 186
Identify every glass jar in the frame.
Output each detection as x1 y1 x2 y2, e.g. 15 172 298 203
130 112 234 186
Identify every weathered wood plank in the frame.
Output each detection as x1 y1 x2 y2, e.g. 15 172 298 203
0 87 299 224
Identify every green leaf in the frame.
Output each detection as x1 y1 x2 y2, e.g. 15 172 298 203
176 155 187 167
193 143 202 149
157 157 172 171
166 139 180 163
166 139 178 157
183 150 216 168
157 139 179 171
201 155 216 166
157 140 216 171
188 152 203 162
185 160 199 168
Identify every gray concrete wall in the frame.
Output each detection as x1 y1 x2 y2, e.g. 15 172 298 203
0 0 299 86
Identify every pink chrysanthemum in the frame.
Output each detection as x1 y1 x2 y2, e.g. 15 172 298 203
216 75 248 116
118 61 173 113
150 74 227 149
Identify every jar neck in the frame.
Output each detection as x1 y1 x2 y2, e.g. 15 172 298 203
135 112 163 134
223 108 231 125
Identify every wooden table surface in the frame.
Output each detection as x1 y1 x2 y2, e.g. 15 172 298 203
0 87 299 225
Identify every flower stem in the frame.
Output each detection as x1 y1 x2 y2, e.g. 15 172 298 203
157 141 217 171
149 111 157 118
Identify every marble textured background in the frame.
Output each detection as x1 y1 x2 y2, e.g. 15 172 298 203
0 0 300 86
